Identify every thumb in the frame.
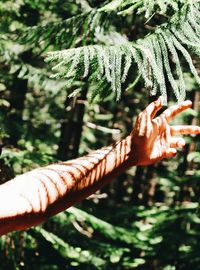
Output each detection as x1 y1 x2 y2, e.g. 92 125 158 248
164 148 177 158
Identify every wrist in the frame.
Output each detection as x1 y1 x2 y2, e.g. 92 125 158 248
122 135 138 167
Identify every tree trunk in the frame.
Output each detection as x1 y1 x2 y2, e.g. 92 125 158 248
178 90 199 175
131 166 146 205
6 75 28 146
57 85 88 161
178 89 199 202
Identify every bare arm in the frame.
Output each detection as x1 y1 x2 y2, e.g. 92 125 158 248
0 97 199 235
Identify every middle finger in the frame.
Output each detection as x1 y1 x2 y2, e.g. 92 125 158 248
170 125 200 136
162 100 192 122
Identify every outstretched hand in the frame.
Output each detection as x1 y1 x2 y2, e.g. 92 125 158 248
130 97 200 166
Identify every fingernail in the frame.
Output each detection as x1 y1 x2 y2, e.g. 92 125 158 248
178 140 185 148
158 96 163 105
172 149 177 155
182 100 192 106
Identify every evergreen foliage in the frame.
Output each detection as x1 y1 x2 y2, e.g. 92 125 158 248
0 1 200 270
101 0 186 16
45 1 200 103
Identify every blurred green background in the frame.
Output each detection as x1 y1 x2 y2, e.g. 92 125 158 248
0 1 200 269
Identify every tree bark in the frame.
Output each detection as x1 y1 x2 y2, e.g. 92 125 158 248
7 75 28 146
57 85 88 161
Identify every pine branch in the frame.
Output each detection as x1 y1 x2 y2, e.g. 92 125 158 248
67 207 140 246
17 9 110 49
46 2 200 104
31 226 106 268
17 0 189 49
100 0 185 18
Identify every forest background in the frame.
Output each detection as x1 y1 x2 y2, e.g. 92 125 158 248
0 0 200 269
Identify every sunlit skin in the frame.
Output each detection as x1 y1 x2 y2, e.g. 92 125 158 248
131 97 200 165
0 97 199 235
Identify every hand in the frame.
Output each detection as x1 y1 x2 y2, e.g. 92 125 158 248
130 97 200 166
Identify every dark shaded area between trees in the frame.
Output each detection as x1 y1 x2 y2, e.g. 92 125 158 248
0 1 200 269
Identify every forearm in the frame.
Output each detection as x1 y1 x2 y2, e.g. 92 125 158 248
0 135 134 235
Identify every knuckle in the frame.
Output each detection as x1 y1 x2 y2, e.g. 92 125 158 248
178 105 182 111
138 112 144 118
154 100 159 108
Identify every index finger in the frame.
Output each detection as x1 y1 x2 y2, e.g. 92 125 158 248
145 96 163 119
162 100 192 122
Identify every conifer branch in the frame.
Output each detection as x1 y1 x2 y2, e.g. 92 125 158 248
100 0 185 18
18 0 190 48
18 9 109 48
46 2 200 104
